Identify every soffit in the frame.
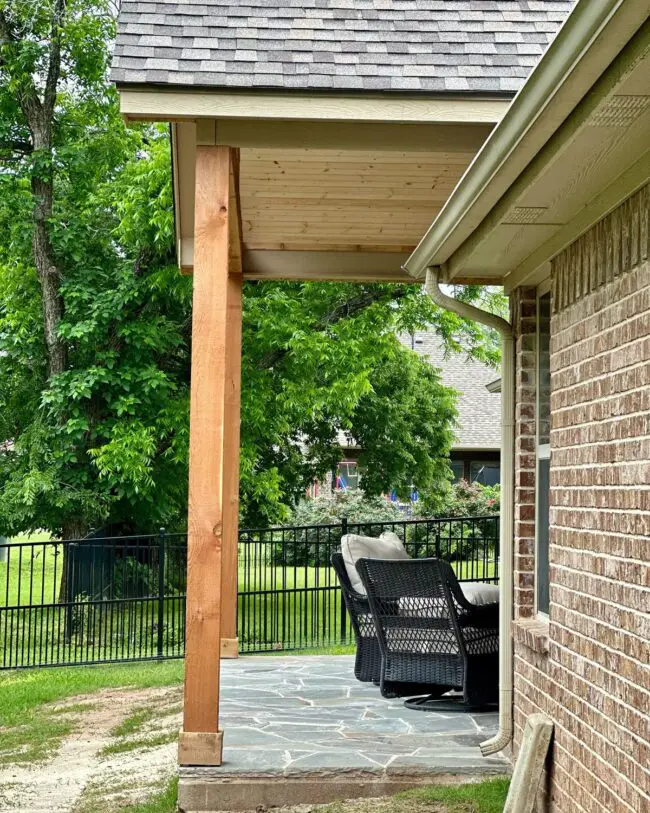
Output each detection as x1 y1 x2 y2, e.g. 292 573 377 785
444 31 650 288
174 120 492 279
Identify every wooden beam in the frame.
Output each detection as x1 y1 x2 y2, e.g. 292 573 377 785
179 145 231 767
228 149 243 275
221 148 243 657
119 90 510 125
243 248 413 281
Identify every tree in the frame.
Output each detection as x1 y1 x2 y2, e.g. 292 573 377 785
0 0 190 539
0 0 505 537
238 280 500 526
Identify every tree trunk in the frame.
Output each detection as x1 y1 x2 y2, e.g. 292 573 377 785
30 120 67 378
58 519 90 605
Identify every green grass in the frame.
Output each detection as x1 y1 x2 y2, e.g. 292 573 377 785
118 777 178 813
0 660 184 725
0 717 73 765
262 643 355 656
0 660 184 766
75 777 179 813
1 533 61 607
399 778 510 813
109 707 159 738
99 731 178 757
50 702 96 715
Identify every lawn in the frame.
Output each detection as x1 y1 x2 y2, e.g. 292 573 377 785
0 659 184 765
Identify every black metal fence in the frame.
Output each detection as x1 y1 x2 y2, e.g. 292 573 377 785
0 515 498 669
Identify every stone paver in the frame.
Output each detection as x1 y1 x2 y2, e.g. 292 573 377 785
216 655 508 775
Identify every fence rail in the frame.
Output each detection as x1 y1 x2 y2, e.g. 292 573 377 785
0 515 498 669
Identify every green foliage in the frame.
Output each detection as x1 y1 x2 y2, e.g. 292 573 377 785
0 1 191 537
399 777 510 813
0 0 505 536
291 490 402 527
420 479 501 519
239 280 502 526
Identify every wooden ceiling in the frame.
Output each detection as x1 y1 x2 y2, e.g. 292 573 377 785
172 118 493 279
238 148 475 253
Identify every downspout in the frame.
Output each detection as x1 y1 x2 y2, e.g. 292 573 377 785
423 267 514 756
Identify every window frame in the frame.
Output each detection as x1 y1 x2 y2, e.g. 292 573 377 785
535 279 552 619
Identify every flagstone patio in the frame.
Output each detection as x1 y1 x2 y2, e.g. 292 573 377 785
179 655 510 811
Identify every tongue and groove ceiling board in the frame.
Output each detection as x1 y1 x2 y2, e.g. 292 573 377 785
172 121 488 279
237 148 476 254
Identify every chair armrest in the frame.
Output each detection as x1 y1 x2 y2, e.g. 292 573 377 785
458 601 499 630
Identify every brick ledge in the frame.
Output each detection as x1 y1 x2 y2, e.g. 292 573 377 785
513 618 549 655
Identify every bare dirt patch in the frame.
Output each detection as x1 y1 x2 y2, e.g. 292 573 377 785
0 686 182 813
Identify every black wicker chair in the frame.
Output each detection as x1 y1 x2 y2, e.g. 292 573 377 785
355 557 499 711
331 552 382 684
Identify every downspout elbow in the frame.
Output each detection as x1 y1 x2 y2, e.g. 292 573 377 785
424 267 512 339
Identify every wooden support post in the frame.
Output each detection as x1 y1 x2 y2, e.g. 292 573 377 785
179 145 232 766
221 150 243 658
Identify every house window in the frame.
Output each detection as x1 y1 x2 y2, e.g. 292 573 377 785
450 460 465 482
536 286 551 615
469 460 500 487
336 460 360 490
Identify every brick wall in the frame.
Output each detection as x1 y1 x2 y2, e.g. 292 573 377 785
511 285 538 621
511 184 650 813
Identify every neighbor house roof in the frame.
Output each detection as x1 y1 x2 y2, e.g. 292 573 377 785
112 0 575 94
402 331 501 451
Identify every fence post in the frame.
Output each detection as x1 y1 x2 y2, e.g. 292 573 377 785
157 528 166 658
339 517 348 642
63 543 76 644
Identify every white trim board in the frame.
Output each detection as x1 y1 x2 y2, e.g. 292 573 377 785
119 89 509 125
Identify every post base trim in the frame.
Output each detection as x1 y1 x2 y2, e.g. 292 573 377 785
178 731 224 766
221 637 239 658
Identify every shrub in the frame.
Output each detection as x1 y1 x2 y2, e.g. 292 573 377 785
291 490 402 526
420 479 500 519
271 491 402 566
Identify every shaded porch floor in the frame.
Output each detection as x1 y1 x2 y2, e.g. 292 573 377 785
216 655 508 774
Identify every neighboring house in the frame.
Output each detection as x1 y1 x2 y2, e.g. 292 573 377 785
111 1 649 811
403 331 501 485
325 330 501 496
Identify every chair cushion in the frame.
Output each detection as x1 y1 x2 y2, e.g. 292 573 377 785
461 582 499 606
341 532 409 595
398 581 499 618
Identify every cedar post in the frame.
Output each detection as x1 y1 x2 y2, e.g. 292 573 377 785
179 145 232 766
220 151 243 658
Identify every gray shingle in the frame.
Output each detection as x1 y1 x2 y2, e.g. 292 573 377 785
111 0 575 92
399 332 501 451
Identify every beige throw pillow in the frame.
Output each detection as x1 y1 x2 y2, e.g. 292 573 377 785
341 531 409 595
460 581 499 605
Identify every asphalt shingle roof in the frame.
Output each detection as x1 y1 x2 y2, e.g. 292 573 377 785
401 331 501 451
112 0 575 93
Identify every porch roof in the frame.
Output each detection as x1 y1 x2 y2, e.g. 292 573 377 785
112 2 582 282
404 2 650 290
112 0 573 94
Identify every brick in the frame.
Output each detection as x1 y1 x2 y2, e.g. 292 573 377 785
512 185 650 813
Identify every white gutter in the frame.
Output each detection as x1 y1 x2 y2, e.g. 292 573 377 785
404 0 645 280
424 268 514 756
